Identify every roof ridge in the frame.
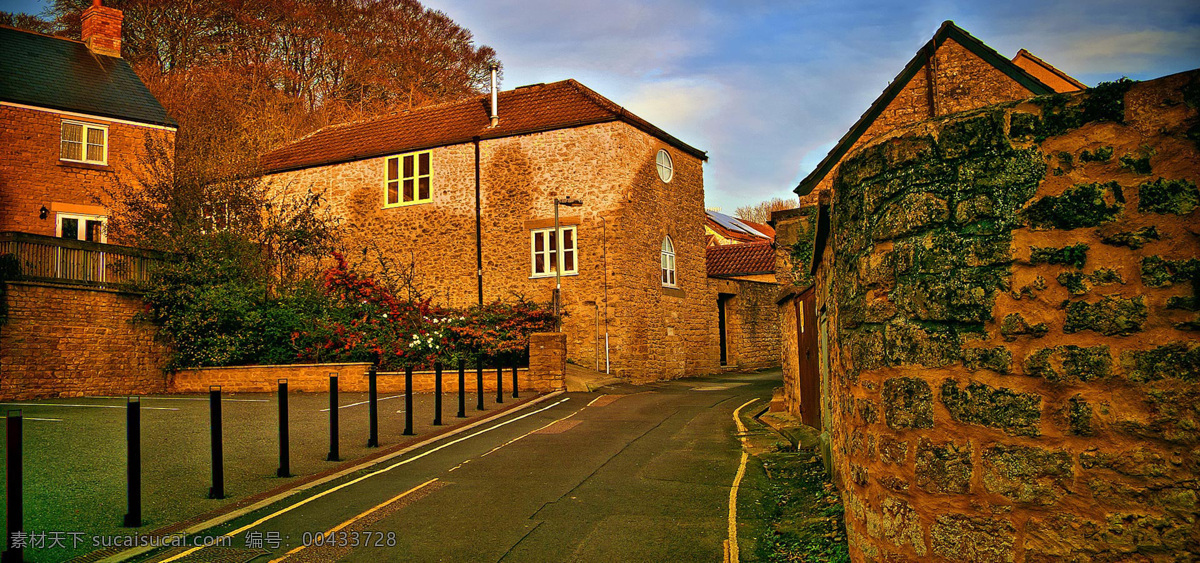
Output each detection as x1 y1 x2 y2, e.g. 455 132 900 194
0 24 82 44
1013 48 1088 90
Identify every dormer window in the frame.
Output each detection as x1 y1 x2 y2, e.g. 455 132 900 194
61 120 108 165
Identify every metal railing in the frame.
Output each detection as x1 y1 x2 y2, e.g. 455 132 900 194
0 232 169 290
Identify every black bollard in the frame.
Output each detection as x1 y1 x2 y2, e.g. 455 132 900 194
496 364 504 404
476 358 485 411
208 386 224 499
433 363 443 426
367 363 379 448
327 374 340 461
123 398 142 528
277 379 291 477
4 410 23 563
512 362 519 399
403 366 414 436
457 359 466 418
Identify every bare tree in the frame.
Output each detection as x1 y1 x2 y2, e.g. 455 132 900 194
734 197 798 224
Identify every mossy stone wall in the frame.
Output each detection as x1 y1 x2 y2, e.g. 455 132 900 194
818 69 1200 562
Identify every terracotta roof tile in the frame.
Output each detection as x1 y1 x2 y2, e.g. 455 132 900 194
261 79 705 173
706 241 776 277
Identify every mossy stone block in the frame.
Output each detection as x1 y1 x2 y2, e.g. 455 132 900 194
883 376 935 429
1025 182 1124 230
941 379 1042 437
982 444 1074 505
1068 396 1094 436
1000 313 1048 341
1064 295 1147 336
1121 342 1200 382
1140 256 1200 288
1138 178 1200 215
915 437 973 494
1101 226 1160 250
962 346 1012 374
1031 243 1089 269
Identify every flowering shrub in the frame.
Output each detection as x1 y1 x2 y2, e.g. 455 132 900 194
292 253 556 370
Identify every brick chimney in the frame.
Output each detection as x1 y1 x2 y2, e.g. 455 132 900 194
81 0 122 58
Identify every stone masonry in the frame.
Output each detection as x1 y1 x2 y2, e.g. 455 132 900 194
268 120 719 382
794 71 1200 561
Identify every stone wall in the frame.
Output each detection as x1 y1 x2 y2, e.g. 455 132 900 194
0 282 168 400
0 103 172 241
710 278 781 371
267 121 718 382
817 71 1200 561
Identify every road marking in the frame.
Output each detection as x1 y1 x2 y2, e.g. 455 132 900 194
321 395 403 411
726 398 759 563
93 396 269 402
586 394 607 407
269 478 438 562
157 397 571 563
24 417 63 422
0 403 178 411
478 406 585 459
694 383 748 391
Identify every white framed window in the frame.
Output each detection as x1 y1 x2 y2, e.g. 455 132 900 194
385 150 432 207
661 236 676 287
656 149 673 183
531 226 577 277
60 120 108 165
56 212 107 243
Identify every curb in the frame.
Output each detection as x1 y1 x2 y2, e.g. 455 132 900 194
85 390 566 563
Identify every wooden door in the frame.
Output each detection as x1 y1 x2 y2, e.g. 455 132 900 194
796 288 820 428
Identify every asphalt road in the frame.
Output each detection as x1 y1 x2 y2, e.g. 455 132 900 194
139 369 780 563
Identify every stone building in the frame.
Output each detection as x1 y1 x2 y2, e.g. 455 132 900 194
779 66 1200 561
707 241 781 371
261 80 719 382
794 20 1084 205
0 1 176 400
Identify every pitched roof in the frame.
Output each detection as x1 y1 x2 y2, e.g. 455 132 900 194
705 210 773 244
706 241 776 277
261 79 706 174
0 26 176 127
794 20 1059 196
1012 49 1087 93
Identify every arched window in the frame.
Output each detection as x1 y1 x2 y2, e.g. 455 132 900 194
661 236 676 287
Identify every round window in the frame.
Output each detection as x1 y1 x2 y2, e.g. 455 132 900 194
656 149 673 183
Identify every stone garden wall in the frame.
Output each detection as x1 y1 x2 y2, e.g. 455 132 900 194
821 70 1200 562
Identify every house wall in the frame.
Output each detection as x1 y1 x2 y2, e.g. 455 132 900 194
801 37 1039 204
0 103 173 240
0 281 169 400
267 121 717 382
815 71 1200 562
710 278 781 371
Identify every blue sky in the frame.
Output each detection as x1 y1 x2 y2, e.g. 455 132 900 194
6 0 1198 211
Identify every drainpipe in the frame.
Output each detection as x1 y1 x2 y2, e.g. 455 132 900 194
474 136 483 305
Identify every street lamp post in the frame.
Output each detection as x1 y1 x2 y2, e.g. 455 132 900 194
553 196 583 331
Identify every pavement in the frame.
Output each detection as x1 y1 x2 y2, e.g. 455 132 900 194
0 384 538 563
562 364 622 393
81 367 783 563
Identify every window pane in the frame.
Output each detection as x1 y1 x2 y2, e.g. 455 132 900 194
61 218 79 239
86 142 104 162
663 268 668 284
670 270 675 285
85 220 103 242
563 228 574 251
388 158 399 181
564 250 574 272
61 140 82 161
535 253 545 274
403 179 414 202
86 127 104 145
533 232 544 252
62 122 82 142
403 155 415 179
419 153 430 176
387 181 399 204
418 177 430 201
